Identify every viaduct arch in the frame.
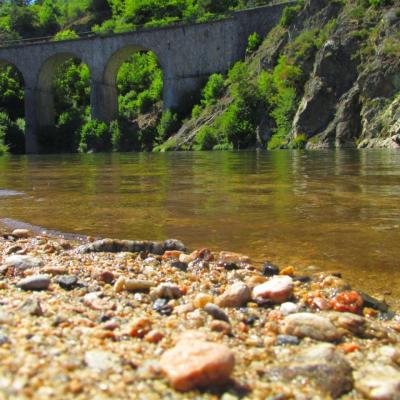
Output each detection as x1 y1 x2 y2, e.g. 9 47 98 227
0 3 291 153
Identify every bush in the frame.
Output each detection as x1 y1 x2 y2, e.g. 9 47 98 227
79 119 111 153
56 108 83 152
110 119 139 152
201 73 225 107
220 98 256 149
117 51 163 119
191 104 203 119
280 5 302 28
0 140 7 155
156 110 179 144
193 126 218 150
369 0 392 7
53 29 78 41
257 56 303 150
246 32 262 55
290 133 307 149
0 112 24 154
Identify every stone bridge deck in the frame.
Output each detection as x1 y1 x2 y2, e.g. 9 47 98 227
0 3 291 153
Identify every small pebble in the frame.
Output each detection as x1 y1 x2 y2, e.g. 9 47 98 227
19 297 44 316
0 332 10 345
210 320 232 335
252 276 294 304
17 274 51 291
153 299 173 315
276 335 300 346
193 293 214 308
217 282 251 308
129 317 152 338
171 261 188 271
84 350 120 372
125 279 154 292
282 312 343 342
262 262 280 276
204 303 230 322
218 251 250 265
56 275 78 290
153 283 183 299
280 302 300 316
12 229 30 239
114 276 126 292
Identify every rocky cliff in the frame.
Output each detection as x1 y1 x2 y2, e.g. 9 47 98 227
165 0 400 150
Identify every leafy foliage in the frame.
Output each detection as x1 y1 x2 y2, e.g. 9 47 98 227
246 32 262 55
79 119 111 152
201 74 225 107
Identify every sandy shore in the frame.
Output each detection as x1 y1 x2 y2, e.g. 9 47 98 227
0 226 399 399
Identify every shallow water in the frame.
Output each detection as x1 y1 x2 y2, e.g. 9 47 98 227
0 150 399 307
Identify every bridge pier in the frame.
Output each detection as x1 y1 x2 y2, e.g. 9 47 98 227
91 81 118 122
24 87 39 154
163 75 206 114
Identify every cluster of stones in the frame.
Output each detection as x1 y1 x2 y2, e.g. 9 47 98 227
0 228 399 399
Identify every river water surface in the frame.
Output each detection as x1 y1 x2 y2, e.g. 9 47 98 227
1 150 399 307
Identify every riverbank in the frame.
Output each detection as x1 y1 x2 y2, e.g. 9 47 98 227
0 226 400 399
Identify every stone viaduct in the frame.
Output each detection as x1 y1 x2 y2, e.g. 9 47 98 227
0 3 289 153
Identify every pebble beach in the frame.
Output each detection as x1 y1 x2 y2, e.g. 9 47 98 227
0 226 400 399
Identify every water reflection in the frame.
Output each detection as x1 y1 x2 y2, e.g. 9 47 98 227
0 150 399 307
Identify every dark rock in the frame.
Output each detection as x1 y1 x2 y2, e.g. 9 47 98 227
152 299 173 316
163 239 186 253
221 263 239 271
261 262 279 277
204 303 230 323
293 275 311 283
380 311 396 321
243 315 258 326
0 332 10 345
99 314 112 323
76 238 186 255
276 335 300 346
170 261 188 271
56 275 78 290
360 292 389 313
17 274 50 291
53 316 68 326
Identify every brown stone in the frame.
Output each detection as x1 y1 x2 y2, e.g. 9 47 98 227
160 338 235 391
217 282 251 308
282 312 344 342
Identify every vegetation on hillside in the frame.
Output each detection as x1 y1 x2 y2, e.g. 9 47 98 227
0 0 276 154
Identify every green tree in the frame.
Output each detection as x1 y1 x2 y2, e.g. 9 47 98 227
38 0 60 35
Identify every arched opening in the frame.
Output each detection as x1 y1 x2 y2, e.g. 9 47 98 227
36 53 91 153
0 61 25 154
103 46 174 152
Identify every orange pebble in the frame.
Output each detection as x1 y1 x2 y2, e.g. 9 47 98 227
280 266 295 276
162 250 183 260
339 343 360 353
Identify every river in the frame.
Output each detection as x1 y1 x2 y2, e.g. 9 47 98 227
1 150 399 308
